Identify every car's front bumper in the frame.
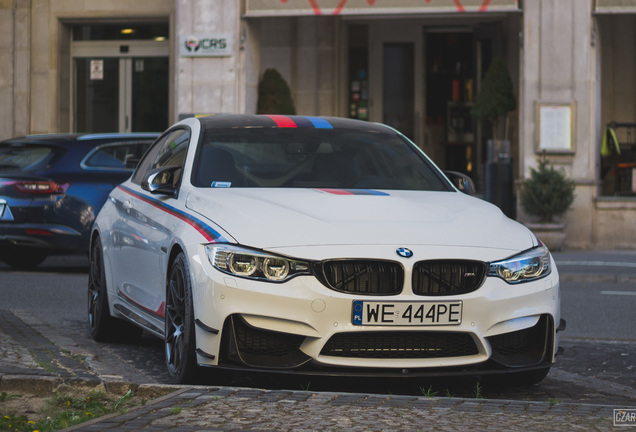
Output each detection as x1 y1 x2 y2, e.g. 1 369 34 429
188 244 562 376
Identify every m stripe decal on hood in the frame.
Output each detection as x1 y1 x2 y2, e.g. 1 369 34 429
316 188 390 196
117 186 228 243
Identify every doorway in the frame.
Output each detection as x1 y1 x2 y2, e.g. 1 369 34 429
359 22 488 177
71 23 170 133
368 23 422 143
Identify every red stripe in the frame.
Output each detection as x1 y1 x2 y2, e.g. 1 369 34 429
308 0 322 14
118 289 166 318
118 186 216 242
333 0 347 14
317 188 354 195
265 115 297 128
454 0 466 12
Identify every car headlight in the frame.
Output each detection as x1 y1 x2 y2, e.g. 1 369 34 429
206 244 312 282
488 245 552 284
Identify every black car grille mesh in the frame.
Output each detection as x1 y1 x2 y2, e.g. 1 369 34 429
320 331 478 359
229 315 310 368
412 260 486 296
319 260 403 295
487 315 551 367
233 316 305 358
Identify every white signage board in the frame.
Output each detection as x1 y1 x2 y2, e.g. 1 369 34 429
90 60 104 80
537 103 574 152
179 34 233 57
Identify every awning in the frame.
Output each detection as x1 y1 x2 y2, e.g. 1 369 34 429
244 0 521 17
595 0 636 13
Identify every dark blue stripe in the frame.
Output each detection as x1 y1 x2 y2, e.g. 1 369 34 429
305 116 333 129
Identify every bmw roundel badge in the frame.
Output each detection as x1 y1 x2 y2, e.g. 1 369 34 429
396 247 413 258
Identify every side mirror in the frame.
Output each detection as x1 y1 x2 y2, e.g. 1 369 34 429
142 166 181 197
444 171 476 196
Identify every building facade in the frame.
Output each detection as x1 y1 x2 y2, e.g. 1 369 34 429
1 0 635 249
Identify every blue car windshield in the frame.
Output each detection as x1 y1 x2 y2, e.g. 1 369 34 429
193 127 452 191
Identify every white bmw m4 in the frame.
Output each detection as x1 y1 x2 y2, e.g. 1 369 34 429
88 114 564 385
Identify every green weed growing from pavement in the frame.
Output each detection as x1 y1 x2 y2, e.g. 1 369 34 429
473 381 483 399
34 360 56 374
300 381 311 393
0 389 153 432
420 385 438 398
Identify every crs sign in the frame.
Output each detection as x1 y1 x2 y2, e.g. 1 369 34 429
179 34 233 57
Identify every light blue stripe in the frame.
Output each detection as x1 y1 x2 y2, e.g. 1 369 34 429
305 117 333 129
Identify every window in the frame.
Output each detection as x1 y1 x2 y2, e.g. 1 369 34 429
82 141 153 170
0 144 61 172
132 128 190 186
192 127 450 191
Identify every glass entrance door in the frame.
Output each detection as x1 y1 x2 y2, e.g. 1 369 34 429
71 22 169 133
74 58 119 132
131 58 169 132
73 56 168 133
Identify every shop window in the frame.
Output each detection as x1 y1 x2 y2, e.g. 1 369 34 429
601 122 636 196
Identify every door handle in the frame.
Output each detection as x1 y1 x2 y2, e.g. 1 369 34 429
122 200 133 211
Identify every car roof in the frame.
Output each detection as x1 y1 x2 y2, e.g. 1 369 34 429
1 132 160 147
195 114 393 134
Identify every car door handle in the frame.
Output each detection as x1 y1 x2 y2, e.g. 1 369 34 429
122 200 133 210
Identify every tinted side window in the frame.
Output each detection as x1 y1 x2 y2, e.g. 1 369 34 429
131 129 190 185
150 129 189 171
82 141 153 170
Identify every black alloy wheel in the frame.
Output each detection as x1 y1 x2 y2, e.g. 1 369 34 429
165 252 198 384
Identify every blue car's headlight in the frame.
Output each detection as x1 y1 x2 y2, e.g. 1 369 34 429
206 244 311 282
488 245 552 284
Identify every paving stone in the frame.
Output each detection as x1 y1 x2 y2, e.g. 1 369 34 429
0 304 635 431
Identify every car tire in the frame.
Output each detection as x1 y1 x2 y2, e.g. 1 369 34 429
87 236 142 342
165 252 199 384
1 248 47 270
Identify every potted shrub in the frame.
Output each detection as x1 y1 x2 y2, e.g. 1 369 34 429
257 68 296 115
519 154 576 251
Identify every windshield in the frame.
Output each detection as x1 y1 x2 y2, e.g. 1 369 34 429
192 127 451 191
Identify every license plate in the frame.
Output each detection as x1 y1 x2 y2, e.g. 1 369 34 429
352 300 462 326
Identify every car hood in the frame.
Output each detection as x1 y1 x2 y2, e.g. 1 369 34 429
186 188 535 251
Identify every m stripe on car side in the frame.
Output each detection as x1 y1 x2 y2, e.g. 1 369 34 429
117 186 228 243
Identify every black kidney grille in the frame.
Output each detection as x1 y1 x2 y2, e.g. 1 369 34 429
412 260 486 296
321 260 403 295
320 331 478 359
